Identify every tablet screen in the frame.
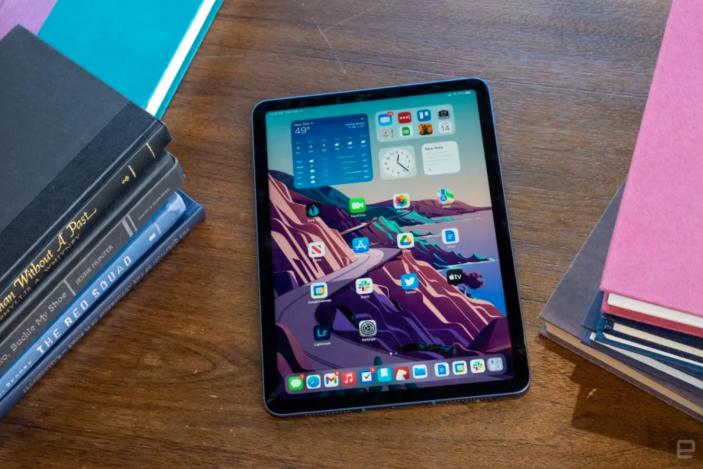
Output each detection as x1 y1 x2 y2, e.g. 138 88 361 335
263 88 517 399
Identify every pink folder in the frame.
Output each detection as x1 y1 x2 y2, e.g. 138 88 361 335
600 0 703 337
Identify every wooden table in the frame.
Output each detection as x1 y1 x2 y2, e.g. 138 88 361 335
1 0 701 467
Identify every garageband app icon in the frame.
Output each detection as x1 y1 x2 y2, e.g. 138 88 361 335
393 193 410 210
310 282 328 299
394 366 410 381
355 277 374 295
396 232 415 249
323 372 340 388
358 319 377 337
307 241 325 258
398 111 412 123
351 236 370 253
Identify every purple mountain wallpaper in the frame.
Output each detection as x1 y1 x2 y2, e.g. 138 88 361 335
268 171 511 384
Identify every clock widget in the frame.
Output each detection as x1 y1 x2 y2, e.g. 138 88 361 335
379 146 417 180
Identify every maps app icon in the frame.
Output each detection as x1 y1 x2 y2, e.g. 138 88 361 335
352 237 370 253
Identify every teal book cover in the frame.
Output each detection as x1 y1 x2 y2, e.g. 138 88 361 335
39 0 223 118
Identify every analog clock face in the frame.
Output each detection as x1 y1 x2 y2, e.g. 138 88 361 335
379 146 417 180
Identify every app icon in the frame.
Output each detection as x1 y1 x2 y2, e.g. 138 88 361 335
437 187 455 205
441 228 460 245
305 202 321 218
394 366 410 381
307 241 326 258
418 123 433 135
323 372 340 388
470 358 486 374
396 232 415 249
351 236 370 253
400 126 413 137
287 375 304 392
378 112 393 126
306 374 322 389
417 109 431 121
360 369 374 384
313 324 331 341
393 193 410 209
446 269 464 285
398 111 412 123
341 370 357 386
412 364 428 379
438 109 450 119
310 282 328 299
452 360 468 375
438 120 453 134
355 277 374 295
487 356 504 372
358 319 377 337
377 367 392 383
379 127 394 140
349 197 367 214
434 362 450 377
379 146 417 180
400 272 419 290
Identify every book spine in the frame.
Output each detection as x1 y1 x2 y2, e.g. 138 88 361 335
0 159 184 373
0 194 186 398
0 123 171 323
0 196 204 419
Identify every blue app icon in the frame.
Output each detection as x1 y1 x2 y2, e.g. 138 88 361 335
306 374 321 389
351 236 370 253
377 367 393 383
313 325 331 341
417 109 431 122
377 112 393 126
400 273 419 290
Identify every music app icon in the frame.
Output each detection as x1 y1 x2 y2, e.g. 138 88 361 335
341 370 357 386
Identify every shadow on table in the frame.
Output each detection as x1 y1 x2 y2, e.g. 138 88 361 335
539 336 703 461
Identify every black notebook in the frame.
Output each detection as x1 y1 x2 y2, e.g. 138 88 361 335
0 26 171 320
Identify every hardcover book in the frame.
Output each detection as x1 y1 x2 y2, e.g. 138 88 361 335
0 193 188 397
0 26 170 320
540 187 703 422
0 154 184 374
600 0 703 337
0 191 205 418
38 0 223 117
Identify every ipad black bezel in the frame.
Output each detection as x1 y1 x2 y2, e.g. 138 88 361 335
252 78 530 416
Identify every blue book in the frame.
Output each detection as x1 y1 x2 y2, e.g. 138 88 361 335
0 191 204 418
0 193 187 399
38 0 223 117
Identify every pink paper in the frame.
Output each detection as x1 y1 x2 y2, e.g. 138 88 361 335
0 0 57 39
601 0 703 318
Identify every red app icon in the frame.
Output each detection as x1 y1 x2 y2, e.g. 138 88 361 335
394 366 410 381
341 370 357 386
398 111 412 124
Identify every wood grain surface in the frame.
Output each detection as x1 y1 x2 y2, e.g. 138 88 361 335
1 1 701 467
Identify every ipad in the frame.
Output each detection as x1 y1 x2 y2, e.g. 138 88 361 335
252 78 529 416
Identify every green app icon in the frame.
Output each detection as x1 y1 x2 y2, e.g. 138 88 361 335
401 126 411 136
349 197 366 214
287 375 304 392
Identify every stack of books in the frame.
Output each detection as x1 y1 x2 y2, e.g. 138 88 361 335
540 0 703 422
0 27 204 417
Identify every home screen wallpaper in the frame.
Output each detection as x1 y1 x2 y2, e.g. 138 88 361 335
265 90 514 398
